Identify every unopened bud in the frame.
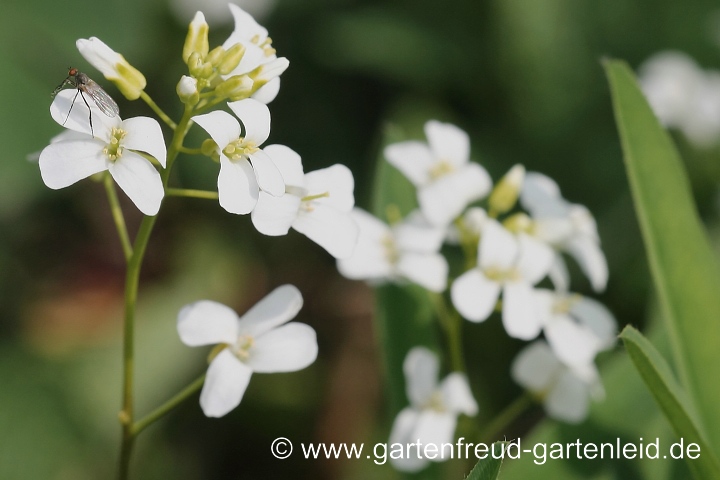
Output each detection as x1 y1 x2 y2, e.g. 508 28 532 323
217 43 246 75
205 46 225 67
176 75 199 105
215 75 254 100
76 37 146 100
488 164 525 216
183 12 209 63
503 212 532 234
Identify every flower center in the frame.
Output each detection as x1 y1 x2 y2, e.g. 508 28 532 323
424 391 447 413
429 160 455 180
231 334 255 361
250 35 276 58
382 234 400 265
484 266 520 283
551 294 581 315
223 138 259 160
103 127 127 161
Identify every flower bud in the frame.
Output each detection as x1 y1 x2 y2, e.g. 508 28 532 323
205 46 225 67
215 75 254 100
503 212 532 234
201 138 219 158
76 37 146 100
187 52 204 77
183 12 209 63
488 164 525 216
176 75 199 105
217 43 246 75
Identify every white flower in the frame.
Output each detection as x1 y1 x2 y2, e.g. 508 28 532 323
451 218 553 340
222 4 288 103
39 90 166 216
389 347 478 472
337 208 448 292
520 172 608 293
177 285 317 417
511 340 604 424
76 37 146 100
250 145 359 258
639 51 720 147
535 289 617 367
192 98 284 214
384 120 492 226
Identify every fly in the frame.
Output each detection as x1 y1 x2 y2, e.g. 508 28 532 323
51 67 119 138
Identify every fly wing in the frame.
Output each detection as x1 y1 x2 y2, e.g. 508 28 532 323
82 79 120 117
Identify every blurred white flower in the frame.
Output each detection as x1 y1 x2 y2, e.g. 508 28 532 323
535 289 617 367
512 340 604 424
520 172 607 293
639 51 720 147
177 285 317 417
451 218 553 340
192 98 284 214
76 37 146 100
389 347 478 472
337 208 449 292
222 3 288 103
384 120 492 227
445 207 488 245
251 145 359 258
40 90 166 216
171 0 277 28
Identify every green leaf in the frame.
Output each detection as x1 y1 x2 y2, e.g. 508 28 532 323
604 58 720 449
620 326 720 479
465 442 506 480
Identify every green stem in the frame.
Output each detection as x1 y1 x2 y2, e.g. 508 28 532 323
133 374 206 436
166 188 219 200
117 105 195 480
428 292 465 373
479 392 533 443
103 174 133 262
178 146 204 155
140 91 177 130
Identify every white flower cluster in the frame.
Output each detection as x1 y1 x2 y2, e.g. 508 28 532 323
639 51 720 147
338 120 616 470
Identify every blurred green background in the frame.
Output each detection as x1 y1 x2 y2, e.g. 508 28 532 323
2 0 720 478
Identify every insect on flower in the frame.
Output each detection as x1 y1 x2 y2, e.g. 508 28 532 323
51 67 119 137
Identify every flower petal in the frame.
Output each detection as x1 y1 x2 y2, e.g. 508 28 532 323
396 252 448 292
414 410 457 454
563 236 608 292
439 373 478 416
570 296 617 350
511 341 561 392
227 98 271 145
548 253 570 292
502 282 542 340
384 141 434 187
336 210 392 280
424 120 469 167
516 233 553 285
544 370 590 424
50 89 117 139
218 156 259 214
388 408 428 473
177 300 240 346
199 349 253 417
450 269 500 322
192 110 240 149
394 211 445 253
247 323 318 372
544 314 601 367
252 77 281 104
236 284 304 337
108 152 164 216
227 3 269 43
251 192 301 236
303 164 355 212
292 204 359 259
39 139 108 189
248 150 284 196
520 172 565 218
479 219 518 272
263 144 305 186
418 163 491 226
121 116 167 167
403 347 439 407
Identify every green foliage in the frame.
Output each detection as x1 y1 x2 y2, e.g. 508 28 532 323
464 442 506 480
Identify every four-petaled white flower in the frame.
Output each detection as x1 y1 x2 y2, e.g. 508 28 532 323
511 340 604 424
451 218 553 340
39 90 166 216
535 289 617 368
250 145 359 258
520 172 608 293
193 98 285 214
384 120 492 227
177 285 318 418
222 3 289 103
337 208 448 292
389 346 478 472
